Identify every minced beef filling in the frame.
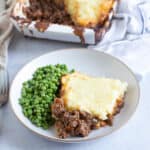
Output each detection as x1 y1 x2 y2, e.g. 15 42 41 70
51 98 124 138
23 0 74 31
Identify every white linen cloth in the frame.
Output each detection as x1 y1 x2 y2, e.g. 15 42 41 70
89 0 150 79
0 0 15 69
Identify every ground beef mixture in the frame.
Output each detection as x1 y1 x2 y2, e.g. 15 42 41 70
23 0 74 31
51 98 124 139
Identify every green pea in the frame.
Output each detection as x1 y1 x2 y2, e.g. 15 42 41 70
28 109 32 115
19 64 74 129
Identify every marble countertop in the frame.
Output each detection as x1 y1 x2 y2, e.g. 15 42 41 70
0 30 149 150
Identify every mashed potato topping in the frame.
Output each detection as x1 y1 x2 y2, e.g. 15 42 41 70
61 72 128 120
64 0 115 27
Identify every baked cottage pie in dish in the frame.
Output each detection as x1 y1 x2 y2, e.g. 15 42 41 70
11 0 118 44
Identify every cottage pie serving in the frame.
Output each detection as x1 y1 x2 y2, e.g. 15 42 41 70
19 64 128 139
52 72 127 138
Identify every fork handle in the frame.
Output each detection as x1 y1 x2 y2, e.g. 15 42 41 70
0 108 4 133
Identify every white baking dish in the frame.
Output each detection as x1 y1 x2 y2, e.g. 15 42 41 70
11 0 118 44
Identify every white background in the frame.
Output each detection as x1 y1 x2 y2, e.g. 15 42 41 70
0 30 149 150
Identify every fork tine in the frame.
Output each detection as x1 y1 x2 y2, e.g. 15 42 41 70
0 69 4 94
0 70 2 94
3 70 7 94
3 70 6 94
5 70 9 94
0 69 9 106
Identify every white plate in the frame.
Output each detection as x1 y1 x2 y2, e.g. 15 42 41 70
9 48 140 143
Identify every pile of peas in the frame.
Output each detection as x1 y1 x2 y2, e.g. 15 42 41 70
19 64 74 129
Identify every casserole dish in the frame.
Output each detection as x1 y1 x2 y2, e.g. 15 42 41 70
11 0 118 44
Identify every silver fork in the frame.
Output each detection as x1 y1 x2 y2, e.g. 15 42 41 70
0 68 9 107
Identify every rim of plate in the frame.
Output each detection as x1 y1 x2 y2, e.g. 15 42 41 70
9 48 140 143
